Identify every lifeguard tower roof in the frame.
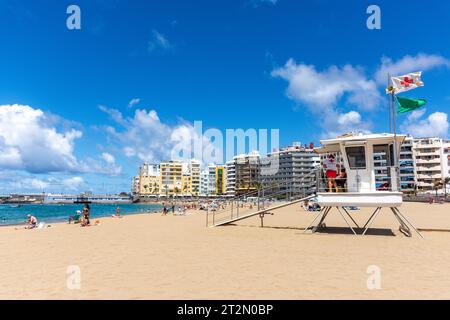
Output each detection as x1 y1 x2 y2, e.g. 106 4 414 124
315 133 406 154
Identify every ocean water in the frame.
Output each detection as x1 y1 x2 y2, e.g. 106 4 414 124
0 203 163 226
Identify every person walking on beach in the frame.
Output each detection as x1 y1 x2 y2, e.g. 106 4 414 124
323 154 339 193
162 203 168 216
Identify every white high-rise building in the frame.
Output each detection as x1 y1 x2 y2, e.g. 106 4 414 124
261 143 320 194
373 136 416 192
207 164 217 196
225 160 236 197
131 176 140 195
188 160 201 196
200 170 209 196
413 137 450 193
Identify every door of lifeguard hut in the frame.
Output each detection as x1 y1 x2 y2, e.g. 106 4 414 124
340 141 372 193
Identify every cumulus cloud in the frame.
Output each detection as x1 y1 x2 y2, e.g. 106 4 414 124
0 104 82 173
62 176 85 190
375 53 450 84
99 106 219 165
101 152 115 164
272 59 380 137
0 104 122 176
272 59 381 111
400 110 449 138
4 173 87 193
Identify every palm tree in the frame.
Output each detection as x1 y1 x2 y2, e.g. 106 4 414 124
164 185 169 198
444 178 450 199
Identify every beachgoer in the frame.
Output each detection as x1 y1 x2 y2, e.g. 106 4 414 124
323 154 339 193
336 168 347 191
81 206 90 226
115 207 121 218
25 214 37 229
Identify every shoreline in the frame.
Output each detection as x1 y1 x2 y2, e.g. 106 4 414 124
0 203 165 228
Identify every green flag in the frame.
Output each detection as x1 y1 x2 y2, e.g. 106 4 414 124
396 97 427 114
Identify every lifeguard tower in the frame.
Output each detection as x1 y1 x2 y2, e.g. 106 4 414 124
304 133 423 238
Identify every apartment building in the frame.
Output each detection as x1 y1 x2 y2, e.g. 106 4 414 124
234 151 261 196
261 143 320 195
225 160 236 197
399 137 416 192
188 160 201 196
200 170 209 196
207 164 217 196
413 137 450 192
139 163 161 197
160 161 183 196
215 166 226 195
131 176 140 195
373 136 416 192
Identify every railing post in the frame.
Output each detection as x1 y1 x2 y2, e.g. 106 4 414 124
257 188 260 211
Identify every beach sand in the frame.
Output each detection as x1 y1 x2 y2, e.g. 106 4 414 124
1 202 450 300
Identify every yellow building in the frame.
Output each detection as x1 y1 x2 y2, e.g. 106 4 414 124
189 160 201 196
160 161 183 196
182 173 192 196
215 166 226 195
138 163 161 196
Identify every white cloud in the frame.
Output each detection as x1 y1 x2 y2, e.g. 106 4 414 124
249 0 278 7
99 106 219 165
375 53 450 84
62 176 85 190
128 98 140 109
400 109 449 138
148 30 173 53
99 105 126 125
272 59 381 111
101 152 115 164
272 59 379 137
0 104 82 173
0 104 122 176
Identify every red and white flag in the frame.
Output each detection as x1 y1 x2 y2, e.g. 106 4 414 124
387 71 424 94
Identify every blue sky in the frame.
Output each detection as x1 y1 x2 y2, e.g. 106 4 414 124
0 0 449 194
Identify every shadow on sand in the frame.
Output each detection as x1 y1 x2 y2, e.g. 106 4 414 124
221 224 397 237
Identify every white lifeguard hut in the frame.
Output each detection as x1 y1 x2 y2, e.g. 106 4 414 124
305 133 423 238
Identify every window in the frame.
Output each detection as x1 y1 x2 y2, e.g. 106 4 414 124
345 146 366 169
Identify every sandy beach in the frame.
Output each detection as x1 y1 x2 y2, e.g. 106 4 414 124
1 202 450 300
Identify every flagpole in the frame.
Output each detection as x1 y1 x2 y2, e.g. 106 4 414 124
388 73 392 133
392 91 399 191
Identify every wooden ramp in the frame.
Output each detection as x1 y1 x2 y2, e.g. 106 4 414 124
211 195 315 227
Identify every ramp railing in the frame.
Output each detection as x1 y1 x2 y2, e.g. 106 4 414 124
206 169 320 227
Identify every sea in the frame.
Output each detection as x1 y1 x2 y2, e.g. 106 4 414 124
0 203 163 226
